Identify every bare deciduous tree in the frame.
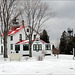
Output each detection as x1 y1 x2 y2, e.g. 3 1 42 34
23 0 54 57
0 0 23 58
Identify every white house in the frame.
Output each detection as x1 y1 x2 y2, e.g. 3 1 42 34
0 23 52 56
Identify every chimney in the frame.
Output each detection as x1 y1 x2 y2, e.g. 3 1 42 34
22 20 24 27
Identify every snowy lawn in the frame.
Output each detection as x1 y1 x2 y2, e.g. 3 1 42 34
0 55 75 75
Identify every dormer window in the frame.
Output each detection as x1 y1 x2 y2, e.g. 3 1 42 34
27 29 29 32
10 36 13 41
19 34 22 41
34 35 36 39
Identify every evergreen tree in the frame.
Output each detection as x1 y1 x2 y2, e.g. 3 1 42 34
64 28 74 54
40 30 50 43
72 34 75 48
59 31 68 54
59 28 74 55
65 38 73 54
66 34 75 54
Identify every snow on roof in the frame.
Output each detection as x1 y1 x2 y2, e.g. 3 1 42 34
16 38 50 44
34 38 50 44
2 25 40 36
40 39 51 44
16 40 33 44
8 25 29 35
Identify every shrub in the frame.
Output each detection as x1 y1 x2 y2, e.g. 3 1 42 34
37 54 43 61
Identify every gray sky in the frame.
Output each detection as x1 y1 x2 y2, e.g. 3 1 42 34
43 0 75 45
0 0 75 46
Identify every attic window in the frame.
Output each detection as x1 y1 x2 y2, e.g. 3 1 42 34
19 34 22 41
27 29 29 32
34 35 36 39
10 36 13 41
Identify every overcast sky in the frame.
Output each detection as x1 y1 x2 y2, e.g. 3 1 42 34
43 0 75 45
0 0 75 46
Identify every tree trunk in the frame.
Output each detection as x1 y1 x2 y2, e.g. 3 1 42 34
29 35 32 57
4 35 8 58
29 43 32 57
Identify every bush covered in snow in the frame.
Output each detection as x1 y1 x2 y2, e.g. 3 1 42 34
37 54 43 61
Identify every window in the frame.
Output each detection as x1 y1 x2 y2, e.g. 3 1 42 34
23 44 29 51
10 44 13 50
38 44 42 50
33 44 37 50
10 36 13 41
1 46 3 54
33 44 42 51
15 45 20 51
34 35 36 39
45 44 51 50
27 29 29 32
19 34 22 41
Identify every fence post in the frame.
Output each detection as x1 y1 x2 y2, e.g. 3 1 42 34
73 48 75 59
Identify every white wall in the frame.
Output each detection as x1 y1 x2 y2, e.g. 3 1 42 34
32 40 44 57
0 26 50 56
7 26 40 55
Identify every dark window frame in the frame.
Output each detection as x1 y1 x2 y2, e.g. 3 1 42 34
15 45 20 51
1 46 3 54
45 44 51 50
19 34 22 41
10 36 13 41
23 44 29 51
27 29 29 32
10 44 13 50
38 44 42 50
33 44 37 51
34 35 36 39
33 44 42 51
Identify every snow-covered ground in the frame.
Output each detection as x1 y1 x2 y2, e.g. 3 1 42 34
0 54 75 75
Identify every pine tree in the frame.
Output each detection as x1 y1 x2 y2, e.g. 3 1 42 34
65 38 73 54
59 28 74 54
59 31 68 54
72 34 75 48
66 34 75 54
40 30 50 43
